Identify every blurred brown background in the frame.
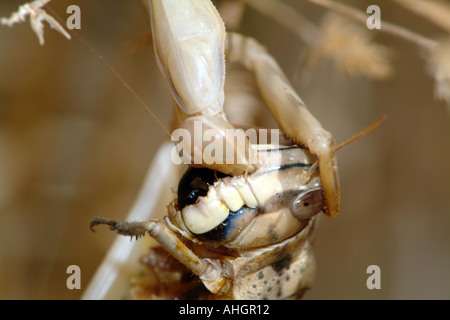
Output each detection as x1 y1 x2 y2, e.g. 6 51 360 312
0 0 449 299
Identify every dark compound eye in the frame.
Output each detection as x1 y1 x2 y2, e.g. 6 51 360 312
177 167 228 210
290 188 324 220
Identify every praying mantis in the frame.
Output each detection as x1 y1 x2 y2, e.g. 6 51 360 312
90 0 339 299
1 0 385 299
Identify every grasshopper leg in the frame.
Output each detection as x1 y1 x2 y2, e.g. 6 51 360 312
225 33 340 217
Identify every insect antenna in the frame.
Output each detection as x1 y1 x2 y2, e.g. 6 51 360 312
45 5 172 138
308 115 386 174
335 115 387 152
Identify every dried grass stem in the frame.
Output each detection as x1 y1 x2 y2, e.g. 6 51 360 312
305 0 437 52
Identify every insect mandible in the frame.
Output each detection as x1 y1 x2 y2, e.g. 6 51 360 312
89 0 342 299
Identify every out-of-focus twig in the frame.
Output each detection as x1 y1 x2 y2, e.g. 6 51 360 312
305 0 437 52
245 0 319 44
427 38 450 108
393 0 450 34
0 0 70 45
304 13 393 80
